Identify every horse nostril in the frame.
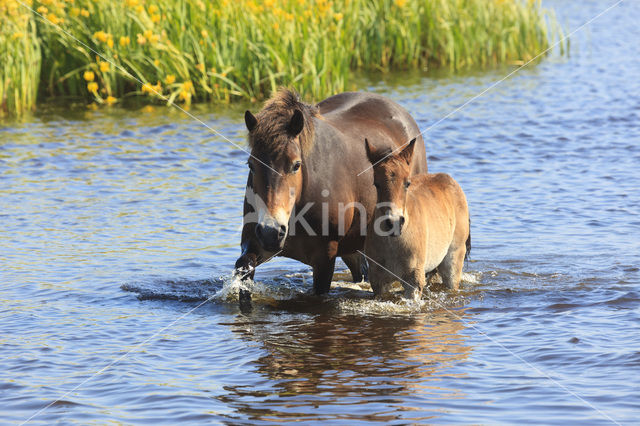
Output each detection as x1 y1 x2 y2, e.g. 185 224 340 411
278 225 287 240
383 218 393 231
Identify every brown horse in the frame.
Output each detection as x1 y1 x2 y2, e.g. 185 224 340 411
234 89 428 294
364 138 470 299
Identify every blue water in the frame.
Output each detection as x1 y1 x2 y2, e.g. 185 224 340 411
1 1 639 424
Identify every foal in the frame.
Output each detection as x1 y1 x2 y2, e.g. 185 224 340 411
364 138 470 300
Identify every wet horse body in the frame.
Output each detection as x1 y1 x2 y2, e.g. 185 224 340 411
364 139 470 299
234 90 427 294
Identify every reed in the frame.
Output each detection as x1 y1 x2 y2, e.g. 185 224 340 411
1 0 41 117
1 0 561 116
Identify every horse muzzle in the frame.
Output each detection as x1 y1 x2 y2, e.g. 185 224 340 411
255 217 288 251
381 215 405 236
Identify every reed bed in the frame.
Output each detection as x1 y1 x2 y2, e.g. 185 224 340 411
1 0 561 116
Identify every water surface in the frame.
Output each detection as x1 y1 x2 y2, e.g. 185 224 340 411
1 1 639 424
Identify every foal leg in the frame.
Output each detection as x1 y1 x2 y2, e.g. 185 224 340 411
402 268 427 300
438 245 467 291
341 253 364 283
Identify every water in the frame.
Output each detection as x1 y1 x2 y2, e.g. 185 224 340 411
1 1 639 424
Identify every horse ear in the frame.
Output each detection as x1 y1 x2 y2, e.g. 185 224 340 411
245 110 257 132
287 109 304 136
364 138 377 164
399 138 416 165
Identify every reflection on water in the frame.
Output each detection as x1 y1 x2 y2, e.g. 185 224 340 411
1 0 640 424
218 310 470 423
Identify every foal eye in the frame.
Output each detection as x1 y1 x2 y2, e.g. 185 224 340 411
291 161 301 173
373 182 379 189
405 180 411 189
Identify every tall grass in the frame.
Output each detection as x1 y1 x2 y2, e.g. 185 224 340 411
1 0 561 116
1 0 41 116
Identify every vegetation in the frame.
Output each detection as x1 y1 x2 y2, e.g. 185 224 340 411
1 0 561 116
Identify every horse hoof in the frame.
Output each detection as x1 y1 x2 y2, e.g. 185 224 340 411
239 289 252 313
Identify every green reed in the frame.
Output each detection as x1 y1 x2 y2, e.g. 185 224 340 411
1 0 562 116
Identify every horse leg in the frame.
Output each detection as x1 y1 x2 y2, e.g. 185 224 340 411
367 261 394 298
312 255 336 295
402 268 426 300
234 251 257 280
234 224 268 281
438 245 466 291
341 253 365 283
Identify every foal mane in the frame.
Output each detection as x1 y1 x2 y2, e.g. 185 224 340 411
250 88 318 156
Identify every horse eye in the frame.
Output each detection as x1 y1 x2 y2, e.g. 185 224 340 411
405 180 411 189
373 182 379 189
247 161 255 173
292 161 301 173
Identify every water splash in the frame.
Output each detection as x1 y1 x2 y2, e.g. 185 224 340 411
212 272 308 303
122 269 477 314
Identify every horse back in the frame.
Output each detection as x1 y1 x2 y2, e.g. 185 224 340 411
411 173 469 245
316 92 427 174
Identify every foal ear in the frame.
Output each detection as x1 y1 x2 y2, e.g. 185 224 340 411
364 138 377 164
287 109 304 136
244 110 257 132
399 138 416 165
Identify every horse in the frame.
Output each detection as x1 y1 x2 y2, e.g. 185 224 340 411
364 138 470 299
233 89 428 294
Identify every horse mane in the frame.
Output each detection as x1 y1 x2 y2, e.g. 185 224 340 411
250 88 318 156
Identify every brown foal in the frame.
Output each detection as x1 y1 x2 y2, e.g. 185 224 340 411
364 138 470 299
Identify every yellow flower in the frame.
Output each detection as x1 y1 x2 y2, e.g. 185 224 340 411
182 81 193 92
165 75 176 84
119 36 130 47
149 34 160 44
137 33 146 45
106 37 114 48
36 6 48 14
12 32 24 39
70 7 79 16
105 96 117 105
153 81 162 93
394 0 407 6
178 90 191 102
151 14 161 23
148 5 159 14
303 10 311 17
153 59 160 66
94 31 109 43
141 83 153 94
272 22 279 30
333 12 343 21
80 8 89 17
126 0 138 7
87 82 98 93
99 61 109 72
83 70 95 81
142 105 154 113
144 29 153 39
201 29 208 38
196 63 205 72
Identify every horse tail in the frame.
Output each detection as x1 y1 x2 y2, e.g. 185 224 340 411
464 218 471 261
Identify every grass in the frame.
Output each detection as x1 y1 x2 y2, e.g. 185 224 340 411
1 0 563 116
